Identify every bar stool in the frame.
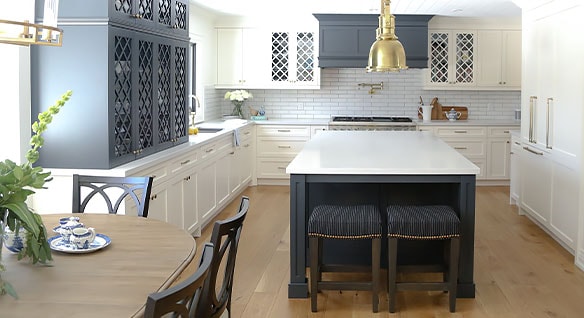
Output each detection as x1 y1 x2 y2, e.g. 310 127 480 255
386 205 461 313
308 204 382 312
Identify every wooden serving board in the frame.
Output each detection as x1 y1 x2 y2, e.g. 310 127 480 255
418 104 468 120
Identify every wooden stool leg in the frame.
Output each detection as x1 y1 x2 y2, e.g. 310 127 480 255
449 237 460 313
310 236 319 312
388 237 398 313
372 238 380 313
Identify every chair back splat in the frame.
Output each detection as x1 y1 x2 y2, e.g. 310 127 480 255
72 174 153 217
144 243 214 318
197 196 249 318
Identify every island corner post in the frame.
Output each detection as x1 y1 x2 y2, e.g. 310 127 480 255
287 173 477 299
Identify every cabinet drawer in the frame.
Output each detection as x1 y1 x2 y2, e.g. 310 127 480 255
256 158 294 179
257 125 311 137
442 139 486 157
132 165 169 186
169 151 198 174
488 126 516 138
238 125 254 140
435 127 486 137
257 139 307 156
201 136 232 160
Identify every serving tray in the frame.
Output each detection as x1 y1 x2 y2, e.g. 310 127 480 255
48 233 111 254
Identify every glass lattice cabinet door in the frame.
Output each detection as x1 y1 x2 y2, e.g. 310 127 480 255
428 31 475 86
271 30 318 87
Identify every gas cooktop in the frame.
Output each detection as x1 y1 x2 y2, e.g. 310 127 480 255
331 116 413 123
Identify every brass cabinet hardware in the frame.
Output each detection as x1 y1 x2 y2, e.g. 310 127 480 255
523 146 543 156
180 160 190 165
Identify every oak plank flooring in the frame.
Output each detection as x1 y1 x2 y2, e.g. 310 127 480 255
180 185 584 317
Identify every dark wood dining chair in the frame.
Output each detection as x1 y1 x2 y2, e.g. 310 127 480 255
72 174 154 217
144 243 214 318
196 196 249 318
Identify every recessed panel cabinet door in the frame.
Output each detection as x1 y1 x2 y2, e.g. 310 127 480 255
197 160 217 225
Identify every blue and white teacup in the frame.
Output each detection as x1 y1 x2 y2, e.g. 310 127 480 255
53 218 84 243
70 227 96 249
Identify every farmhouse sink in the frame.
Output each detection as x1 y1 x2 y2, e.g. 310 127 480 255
197 127 224 133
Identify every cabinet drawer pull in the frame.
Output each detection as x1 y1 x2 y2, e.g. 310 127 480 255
205 148 214 153
278 145 291 149
523 146 543 156
244 131 251 135
243 144 250 147
514 141 521 146
230 151 235 155
180 160 190 165
277 129 291 133
503 130 510 133
150 194 158 200
454 147 468 150
454 130 468 134
151 175 156 179
277 166 287 170
184 176 191 181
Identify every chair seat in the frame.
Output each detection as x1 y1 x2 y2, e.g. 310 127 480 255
387 205 460 240
308 205 382 239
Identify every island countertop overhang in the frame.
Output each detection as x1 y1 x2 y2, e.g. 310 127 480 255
286 131 480 175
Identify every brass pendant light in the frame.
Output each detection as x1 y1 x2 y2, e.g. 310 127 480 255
366 0 407 72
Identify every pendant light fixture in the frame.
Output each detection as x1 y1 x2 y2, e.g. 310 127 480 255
366 0 407 72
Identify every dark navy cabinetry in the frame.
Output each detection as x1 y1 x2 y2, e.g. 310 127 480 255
31 0 189 169
313 14 432 68
41 0 189 38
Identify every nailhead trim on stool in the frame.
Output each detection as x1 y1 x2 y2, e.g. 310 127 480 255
308 204 382 312
386 205 461 313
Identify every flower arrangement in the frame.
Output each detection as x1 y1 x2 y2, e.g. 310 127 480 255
0 90 73 298
224 90 253 118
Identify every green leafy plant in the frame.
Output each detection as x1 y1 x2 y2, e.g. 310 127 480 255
0 90 73 298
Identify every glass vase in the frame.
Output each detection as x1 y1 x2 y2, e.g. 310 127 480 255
231 101 245 119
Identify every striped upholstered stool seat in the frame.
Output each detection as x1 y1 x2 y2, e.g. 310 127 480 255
386 205 461 313
308 204 382 312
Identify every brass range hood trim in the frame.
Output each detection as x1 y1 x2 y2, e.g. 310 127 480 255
366 0 407 72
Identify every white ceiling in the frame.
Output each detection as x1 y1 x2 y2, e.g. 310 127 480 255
189 0 522 17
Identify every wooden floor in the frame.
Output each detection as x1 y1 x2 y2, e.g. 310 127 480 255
184 185 584 317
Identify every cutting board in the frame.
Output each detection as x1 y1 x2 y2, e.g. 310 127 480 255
418 97 468 120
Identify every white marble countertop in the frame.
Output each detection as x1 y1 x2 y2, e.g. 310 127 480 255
252 118 519 126
286 130 480 175
415 119 520 126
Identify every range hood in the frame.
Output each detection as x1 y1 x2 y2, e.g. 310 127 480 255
314 14 433 69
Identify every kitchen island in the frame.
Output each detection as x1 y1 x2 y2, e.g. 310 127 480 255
286 130 480 298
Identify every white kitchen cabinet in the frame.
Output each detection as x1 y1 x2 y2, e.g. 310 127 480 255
426 30 476 88
487 127 514 180
197 158 217 226
520 144 552 224
520 1 583 260
216 28 271 88
256 124 311 185
509 133 521 206
549 160 579 251
476 30 521 89
424 124 518 183
229 125 254 194
269 30 320 89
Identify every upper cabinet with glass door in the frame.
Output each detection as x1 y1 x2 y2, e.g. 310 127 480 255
270 30 320 89
215 27 319 89
56 0 189 38
425 31 476 89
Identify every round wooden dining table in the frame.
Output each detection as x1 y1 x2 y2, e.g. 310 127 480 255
0 213 197 317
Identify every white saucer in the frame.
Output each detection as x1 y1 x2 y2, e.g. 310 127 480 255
48 234 111 254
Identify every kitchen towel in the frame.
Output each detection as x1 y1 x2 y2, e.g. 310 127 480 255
233 128 240 147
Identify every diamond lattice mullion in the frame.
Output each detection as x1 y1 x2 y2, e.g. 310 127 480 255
138 39 154 150
139 0 153 21
296 32 314 82
158 0 171 26
158 43 171 143
272 32 289 82
174 46 187 138
114 35 133 157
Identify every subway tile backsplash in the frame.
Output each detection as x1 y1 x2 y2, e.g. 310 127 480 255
205 68 521 121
